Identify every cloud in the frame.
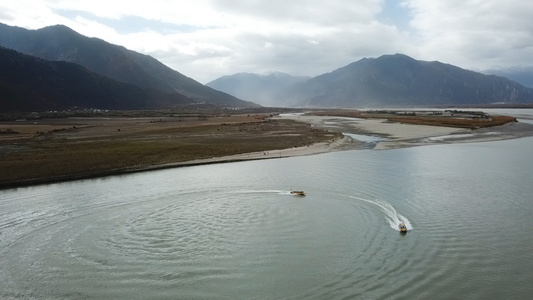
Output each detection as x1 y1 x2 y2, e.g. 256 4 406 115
209 0 382 25
405 0 533 69
0 0 532 83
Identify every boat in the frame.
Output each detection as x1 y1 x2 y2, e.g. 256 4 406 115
398 222 407 232
290 190 305 196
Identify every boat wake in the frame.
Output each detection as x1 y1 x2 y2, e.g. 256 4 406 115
232 189 293 196
340 194 413 231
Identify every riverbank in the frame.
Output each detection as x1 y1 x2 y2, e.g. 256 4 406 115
2 110 533 189
280 114 533 150
0 113 342 189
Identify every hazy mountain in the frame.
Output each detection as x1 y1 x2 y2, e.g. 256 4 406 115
281 54 533 108
482 67 533 88
0 23 257 108
0 46 194 112
206 72 309 106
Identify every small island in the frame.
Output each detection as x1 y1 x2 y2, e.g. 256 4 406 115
310 109 517 129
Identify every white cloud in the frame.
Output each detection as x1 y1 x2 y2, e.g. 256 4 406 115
0 0 67 29
405 0 533 69
0 0 532 83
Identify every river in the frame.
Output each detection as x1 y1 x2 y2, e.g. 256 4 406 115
1 109 533 299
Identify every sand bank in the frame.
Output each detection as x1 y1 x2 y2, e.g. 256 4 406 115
168 115 533 168
278 114 533 151
4 113 532 189
158 114 533 170
146 135 351 169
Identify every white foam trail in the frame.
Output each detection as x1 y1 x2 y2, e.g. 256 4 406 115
232 189 292 195
340 194 413 231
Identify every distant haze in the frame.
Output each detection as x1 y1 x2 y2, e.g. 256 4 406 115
206 72 309 106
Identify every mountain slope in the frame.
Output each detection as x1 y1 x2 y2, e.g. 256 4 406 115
206 72 309 106
0 23 257 108
281 54 533 107
482 67 533 88
0 46 193 112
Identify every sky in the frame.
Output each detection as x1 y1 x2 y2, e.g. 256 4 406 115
1 0 532 84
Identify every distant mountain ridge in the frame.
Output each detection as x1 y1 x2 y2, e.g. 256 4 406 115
482 67 533 89
0 46 193 112
206 72 309 106
0 23 257 108
2 22 532 110
207 54 533 108
278 54 533 107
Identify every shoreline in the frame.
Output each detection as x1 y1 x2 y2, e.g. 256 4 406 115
280 114 533 150
3 114 533 189
0 137 351 190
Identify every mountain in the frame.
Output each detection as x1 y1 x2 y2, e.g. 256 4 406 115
0 46 193 112
0 23 257 108
206 72 309 106
280 54 533 107
482 67 533 88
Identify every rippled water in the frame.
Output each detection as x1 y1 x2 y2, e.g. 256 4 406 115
2 133 533 299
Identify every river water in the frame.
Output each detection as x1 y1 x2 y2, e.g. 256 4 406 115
1 110 533 299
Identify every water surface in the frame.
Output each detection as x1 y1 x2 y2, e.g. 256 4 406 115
2 118 533 299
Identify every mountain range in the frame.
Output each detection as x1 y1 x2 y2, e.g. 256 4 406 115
0 23 256 112
210 54 533 108
0 46 195 112
206 72 309 107
1 22 533 111
482 67 533 89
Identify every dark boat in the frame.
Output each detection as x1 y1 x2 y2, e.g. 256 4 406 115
398 222 407 232
290 190 305 196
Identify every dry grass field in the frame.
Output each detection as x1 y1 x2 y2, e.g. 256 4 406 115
0 113 341 188
310 109 517 129
0 108 519 188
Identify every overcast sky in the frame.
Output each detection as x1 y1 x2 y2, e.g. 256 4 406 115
1 0 532 83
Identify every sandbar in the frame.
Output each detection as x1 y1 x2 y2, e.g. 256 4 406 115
158 114 533 168
277 114 533 151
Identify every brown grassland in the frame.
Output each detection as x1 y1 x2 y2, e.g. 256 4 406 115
310 109 517 129
0 109 518 189
0 112 341 188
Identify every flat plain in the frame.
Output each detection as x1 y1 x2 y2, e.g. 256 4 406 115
0 112 341 188
2 108 528 189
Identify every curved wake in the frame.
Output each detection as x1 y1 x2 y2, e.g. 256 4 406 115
340 194 413 231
